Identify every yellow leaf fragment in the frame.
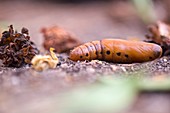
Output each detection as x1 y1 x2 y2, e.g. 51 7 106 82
50 47 58 60
31 48 59 71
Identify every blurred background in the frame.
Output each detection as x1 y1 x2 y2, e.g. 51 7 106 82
1 1 170 113
0 0 170 48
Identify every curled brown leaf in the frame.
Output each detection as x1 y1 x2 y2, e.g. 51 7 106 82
41 26 81 53
146 21 170 55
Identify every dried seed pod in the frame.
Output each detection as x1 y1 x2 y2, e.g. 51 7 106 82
69 39 162 63
41 26 81 53
146 21 170 55
0 25 39 67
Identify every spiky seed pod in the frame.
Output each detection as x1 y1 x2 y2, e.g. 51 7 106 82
0 25 39 67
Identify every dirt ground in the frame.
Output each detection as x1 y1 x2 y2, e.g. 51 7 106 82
0 1 170 113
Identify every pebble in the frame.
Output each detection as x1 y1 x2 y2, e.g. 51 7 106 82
110 65 118 71
120 66 126 72
61 64 68 68
163 58 167 62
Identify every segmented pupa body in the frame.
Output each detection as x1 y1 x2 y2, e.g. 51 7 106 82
69 39 162 63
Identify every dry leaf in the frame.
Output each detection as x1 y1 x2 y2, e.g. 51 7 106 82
31 48 59 71
146 21 170 55
41 26 81 53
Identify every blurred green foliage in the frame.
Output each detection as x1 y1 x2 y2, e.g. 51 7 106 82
131 0 157 23
58 76 170 113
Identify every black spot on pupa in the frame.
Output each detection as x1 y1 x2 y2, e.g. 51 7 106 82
80 56 83 58
125 54 129 58
149 57 152 59
116 52 121 56
106 50 110 55
100 52 103 54
86 53 88 56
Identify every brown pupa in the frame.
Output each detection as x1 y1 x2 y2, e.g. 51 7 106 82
69 39 162 63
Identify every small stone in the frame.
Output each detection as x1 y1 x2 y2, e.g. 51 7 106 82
110 65 118 71
163 58 167 62
120 66 126 72
61 64 68 68
91 60 103 64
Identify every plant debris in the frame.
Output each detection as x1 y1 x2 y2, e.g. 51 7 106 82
41 26 81 53
146 21 170 56
31 48 59 71
0 25 39 67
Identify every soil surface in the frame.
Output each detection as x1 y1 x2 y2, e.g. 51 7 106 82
0 1 170 113
0 54 170 113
